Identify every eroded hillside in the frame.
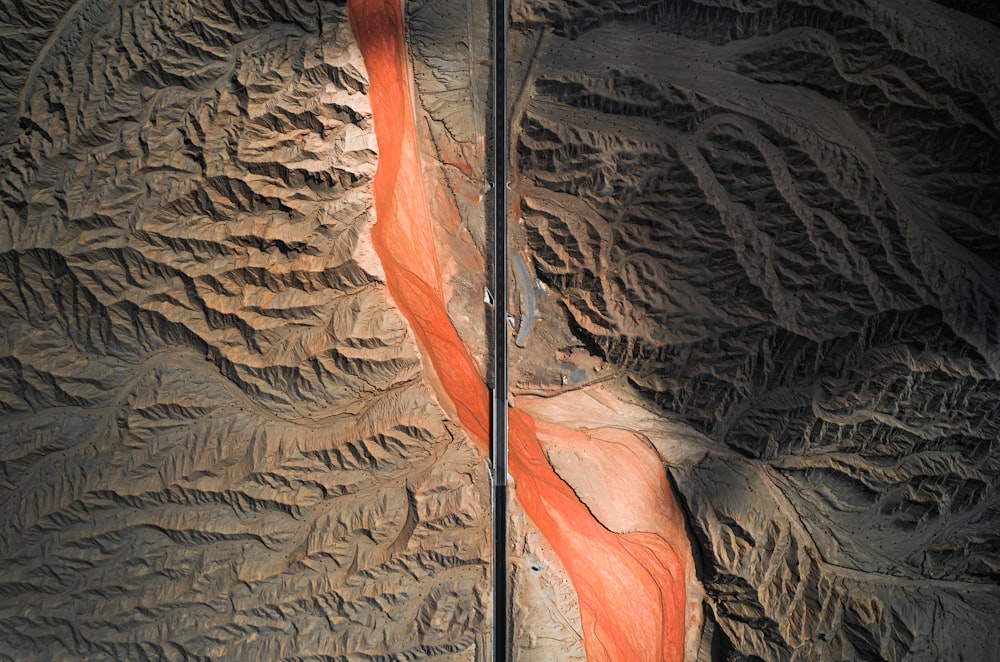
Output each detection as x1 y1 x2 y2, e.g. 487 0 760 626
2 0 999 660
0 1 490 658
508 0 1000 659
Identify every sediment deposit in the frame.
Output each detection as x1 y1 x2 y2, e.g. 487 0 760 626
2 0 999 660
0 1 490 658
509 0 1000 659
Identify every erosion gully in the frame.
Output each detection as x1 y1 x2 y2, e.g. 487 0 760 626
347 0 688 658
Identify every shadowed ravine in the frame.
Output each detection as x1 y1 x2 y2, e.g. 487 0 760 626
0 0 997 658
347 0 691 659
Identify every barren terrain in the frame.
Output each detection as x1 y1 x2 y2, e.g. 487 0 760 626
1 0 998 660
509 0 1000 659
0 1 489 658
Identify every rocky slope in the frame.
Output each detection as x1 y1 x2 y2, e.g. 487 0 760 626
0 1 489 659
509 0 1000 659
2 0 999 659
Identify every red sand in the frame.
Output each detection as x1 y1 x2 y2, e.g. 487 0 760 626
347 1 688 658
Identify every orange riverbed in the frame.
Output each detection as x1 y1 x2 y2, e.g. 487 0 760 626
347 1 689 658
